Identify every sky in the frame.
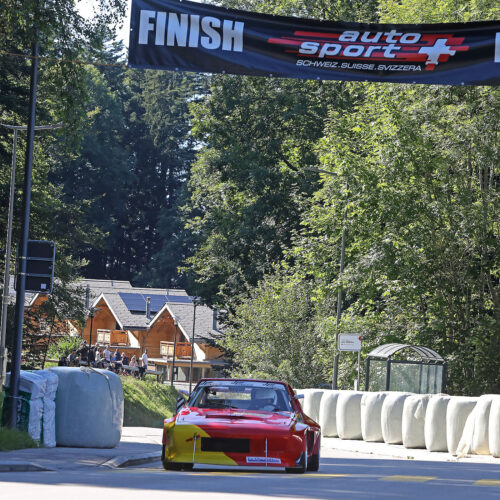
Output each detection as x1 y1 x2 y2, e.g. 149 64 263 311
77 0 132 46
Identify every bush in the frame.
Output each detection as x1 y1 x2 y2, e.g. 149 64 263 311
46 335 82 361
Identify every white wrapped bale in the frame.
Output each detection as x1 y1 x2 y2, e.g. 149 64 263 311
469 395 495 455
336 391 364 440
402 395 430 449
302 390 324 423
50 367 123 448
36 370 59 448
381 392 412 444
3 371 46 443
424 395 450 452
361 392 388 442
488 396 500 458
446 397 477 455
318 390 340 437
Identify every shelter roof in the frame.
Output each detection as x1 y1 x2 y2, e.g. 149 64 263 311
367 343 444 362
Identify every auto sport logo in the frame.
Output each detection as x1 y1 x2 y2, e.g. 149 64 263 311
268 29 470 72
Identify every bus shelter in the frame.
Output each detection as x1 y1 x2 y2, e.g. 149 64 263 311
365 343 446 393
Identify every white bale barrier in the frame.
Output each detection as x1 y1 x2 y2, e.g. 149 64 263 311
456 395 495 456
488 396 500 458
318 390 340 437
3 371 46 443
381 392 412 444
361 392 388 442
336 391 364 440
50 367 123 448
424 394 450 452
36 370 59 448
402 394 430 449
446 396 477 455
302 390 325 423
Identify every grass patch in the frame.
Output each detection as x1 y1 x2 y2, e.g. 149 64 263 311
0 427 38 452
121 376 178 428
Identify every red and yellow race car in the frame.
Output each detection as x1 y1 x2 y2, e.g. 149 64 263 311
162 378 321 473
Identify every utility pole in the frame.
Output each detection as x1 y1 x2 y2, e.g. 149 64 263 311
0 123 61 388
171 316 178 386
188 300 198 394
8 0 40 428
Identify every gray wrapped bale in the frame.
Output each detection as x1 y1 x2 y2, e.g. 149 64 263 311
402 395 430 449
50 367 123 448
361 392 388 442
318 390 340 437
336 391 364 440
446 396 477 455
424 395 450 452
381 392 412 444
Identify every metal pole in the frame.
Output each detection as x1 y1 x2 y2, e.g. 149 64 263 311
8 18 39 428
0 129 18 386
189 301 197 394
356 350 361 390
89 312 94 347
332 222 346 390
171 319 177 386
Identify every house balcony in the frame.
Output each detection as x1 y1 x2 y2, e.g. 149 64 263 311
160 341 192 359
96 329 129 346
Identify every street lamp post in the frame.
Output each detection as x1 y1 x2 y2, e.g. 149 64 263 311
171 316 178 386
0 122 62 388
188 299 198 394
303 166 347 390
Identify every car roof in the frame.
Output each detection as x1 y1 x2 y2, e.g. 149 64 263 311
196 378 292 389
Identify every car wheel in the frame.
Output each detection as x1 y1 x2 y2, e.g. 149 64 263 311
285 442 308 474
307 436 320 472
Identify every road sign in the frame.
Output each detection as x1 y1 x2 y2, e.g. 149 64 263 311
25 240 55 293
338 333 362 352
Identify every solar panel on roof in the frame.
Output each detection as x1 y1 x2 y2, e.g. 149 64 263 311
166 295 192 304
148 294 168 313
119 292 146 312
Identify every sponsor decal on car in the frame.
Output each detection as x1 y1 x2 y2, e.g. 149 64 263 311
246 456 282 464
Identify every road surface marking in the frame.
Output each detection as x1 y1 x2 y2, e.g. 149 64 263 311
475 480 500 487
381 475 435 483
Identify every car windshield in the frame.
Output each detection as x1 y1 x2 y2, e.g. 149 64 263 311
189 381 293 412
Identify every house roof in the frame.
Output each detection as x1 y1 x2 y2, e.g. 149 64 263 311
82 279 222 343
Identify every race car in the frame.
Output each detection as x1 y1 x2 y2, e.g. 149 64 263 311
162 378 321 473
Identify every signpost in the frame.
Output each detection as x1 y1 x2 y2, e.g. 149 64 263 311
338 333 363 390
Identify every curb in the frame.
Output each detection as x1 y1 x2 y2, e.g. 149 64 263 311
101 452 161 469
0 461 54 472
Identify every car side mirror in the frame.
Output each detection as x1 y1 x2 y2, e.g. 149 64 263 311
293 394 304 400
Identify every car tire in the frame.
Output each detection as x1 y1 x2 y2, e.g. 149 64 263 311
286 442 308 474
307 436 320 472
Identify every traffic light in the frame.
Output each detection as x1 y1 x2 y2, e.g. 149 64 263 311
25 240 56 293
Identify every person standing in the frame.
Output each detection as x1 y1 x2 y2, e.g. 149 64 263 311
103 346 111 364
139 349 148 379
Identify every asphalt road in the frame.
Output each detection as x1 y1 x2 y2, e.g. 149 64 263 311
1 453 500 499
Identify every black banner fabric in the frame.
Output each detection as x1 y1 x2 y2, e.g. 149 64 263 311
129 0 500 86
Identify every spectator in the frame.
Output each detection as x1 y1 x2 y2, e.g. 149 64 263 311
95 348 102 367
58 354 68 366
138 350 148 379
78 341 89 365
122 352 129 367
128 355 136 377
68 350 77 366
88 346 96 367
103 346 111 364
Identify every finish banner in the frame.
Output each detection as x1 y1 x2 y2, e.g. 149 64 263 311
128 0 500 86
